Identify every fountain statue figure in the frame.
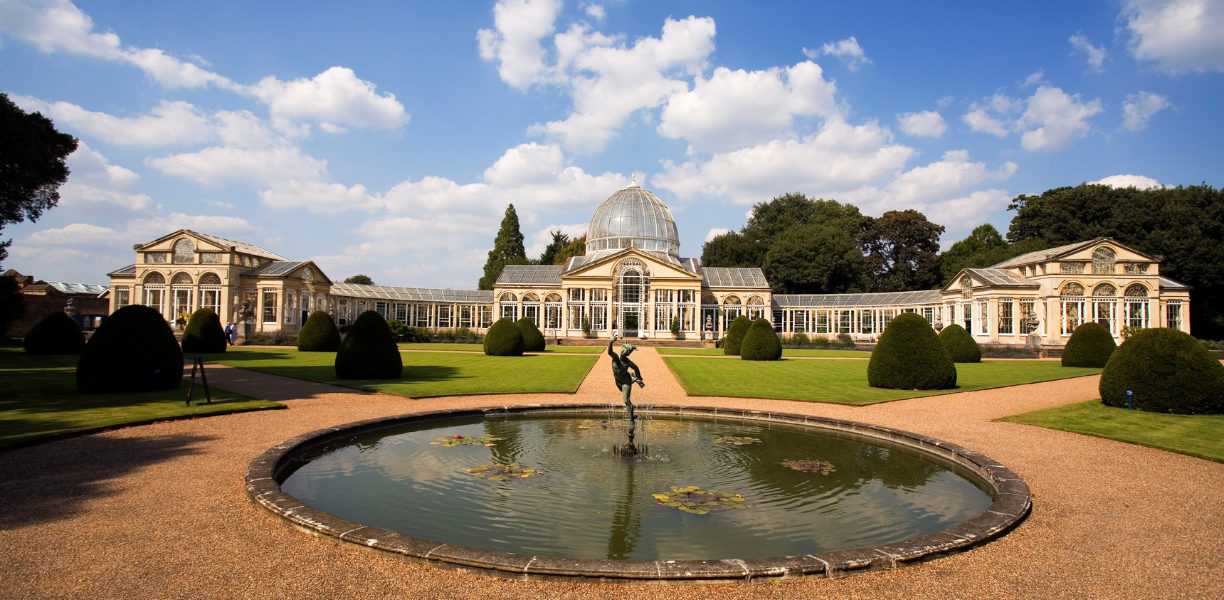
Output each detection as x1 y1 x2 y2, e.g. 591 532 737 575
608 333 645 454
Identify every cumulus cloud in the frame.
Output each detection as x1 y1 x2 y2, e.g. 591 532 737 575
23 222 120 246
803 36 872 71
1069 33 1108 72
704 227 730 242
881 150 1016 207
258 180 380 214
10 96 213 147
248 66 410 132
584 3 605 20
1122 91 1172 130
526 222 588 257
55 143 156 214
1123 0 1224 74
896 111 947 138
477 0 564 88
962 86 1102 151
148 146 328 186
657 61 841 153
1091 174 1163 189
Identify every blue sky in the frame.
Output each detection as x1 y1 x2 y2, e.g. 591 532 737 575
2 0 1222 287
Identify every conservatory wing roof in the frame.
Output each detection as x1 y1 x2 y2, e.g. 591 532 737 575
961 268 1040 288
773 289 943 308
190 231 288 261
330 282 494 302
702 267 769 288
1158 276 1192 291
497 264 564 286
46 282 109 295
242 261 307 277
108 264 137 277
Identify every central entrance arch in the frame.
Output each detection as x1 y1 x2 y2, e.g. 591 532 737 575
614 259 648 338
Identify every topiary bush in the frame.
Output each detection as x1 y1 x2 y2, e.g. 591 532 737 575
1062 322 1117 368
77 305 183 393
334 310 403 379
516 318 546 352
938 324 981 363
181 308 226 354
723 315 752 355
23 312 85 355
1100 328 1224 414
868 312 957 390
298 311 341 352
484 318 525 356
740 318 783 361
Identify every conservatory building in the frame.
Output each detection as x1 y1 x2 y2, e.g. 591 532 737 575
106 182 1191 346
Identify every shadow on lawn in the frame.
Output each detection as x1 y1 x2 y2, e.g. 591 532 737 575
0 432 214 528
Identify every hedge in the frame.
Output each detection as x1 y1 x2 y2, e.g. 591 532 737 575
334 310 403 379
484 318 525 356
938 324 981 363
298 311 342 352
740 318 782 361
868 312 957 390
23 311 84 355
1062 322 1116 368
516 318 546 352
723 315 752 355
1099 328 1224 414
77 305 183 393
181 308 226 353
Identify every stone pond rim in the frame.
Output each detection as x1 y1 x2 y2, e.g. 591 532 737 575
244 405 1031 583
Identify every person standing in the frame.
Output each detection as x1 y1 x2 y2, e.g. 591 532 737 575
226 322 237 346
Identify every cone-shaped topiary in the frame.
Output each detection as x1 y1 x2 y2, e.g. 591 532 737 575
740 318 783 361
723 315 752 355
23 311 85 355
298 311 341 352
484 318 525 356
334 310 403 379
1062 322 1117 368
1100 328 1224 414
868 312 957 390
516 317 546 352
938 324 981 363
181 308 226 354
77 305 183 393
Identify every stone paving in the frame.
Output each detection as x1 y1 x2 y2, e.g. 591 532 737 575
1 348 1222 599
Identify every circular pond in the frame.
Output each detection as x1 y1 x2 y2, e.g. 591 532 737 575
248 406 1030 581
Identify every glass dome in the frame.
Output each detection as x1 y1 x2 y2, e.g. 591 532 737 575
585 181 680 261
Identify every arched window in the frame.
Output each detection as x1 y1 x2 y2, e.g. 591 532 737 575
1124 284 1148 297
143 272 165 284
1093 283 1116 297
544 293 562 302
747 296 765 306
303 267 314 282
1061 282 1085 297
499 292 517 302
961 275 973 298
1124 284 1149 328
1092 247 1116 274
522 293 540 302
173 239 196 264
722 295 742 306
1061 283 1086 335
199 273 221 285
171 272 193 285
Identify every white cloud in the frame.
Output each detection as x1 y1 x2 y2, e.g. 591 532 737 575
1123 0 1224 74
704 227 730 242
804 36 872 71
1015 86 1103 151
203 199 236 210
1069 33 1108 72
147 146 328 186
258 180 380 214
882 150 1017 207
57 142 155 214
1022 70 1047 87
123 213 260 239
918 189 1014 233
23 222 120 246
477 0 564 88
657 61 841 153
248 66 410 132
1122 91 1172 130
936 95 956 108
962 93 1019 137
1091 174 1164 189
583 3 606 20
10 96 213 147
896 111 947 138
526 223 588 257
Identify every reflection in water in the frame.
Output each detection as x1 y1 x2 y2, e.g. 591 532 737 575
606 459 641 559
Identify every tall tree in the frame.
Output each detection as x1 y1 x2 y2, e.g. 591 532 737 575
1006 183 1224 338
538 230 570 265
478 204 528 289
701 193 863 267
343 274 374 285
859 209 944 292
762 224 866 294
553 234 586 266
939 224 1045 284
0 93 79 266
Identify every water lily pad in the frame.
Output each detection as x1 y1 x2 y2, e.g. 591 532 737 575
465 463 537 481
653 486 749 514
433 435 504 447
714 436 761 446
782 459 835 475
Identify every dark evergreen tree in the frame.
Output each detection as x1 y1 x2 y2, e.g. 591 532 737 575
740 318 782 361
0 93 78 265
516 317 546 351
335 311 403 379
722 315 752 355
762 224 866 294
859 209 944 292
553 234 586 266
868 313 957 390
181 308 226 353
479 204 528 290
298 311 342 351
77 305 183 393
538 230 570 265
23 311 84 355
1099 328 1223 414
1062 322 1116 368
483 318 525 356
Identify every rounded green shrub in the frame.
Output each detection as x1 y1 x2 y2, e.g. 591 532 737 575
1062 322 1117 368
23 311 85 355
868 313 957 390
77 305 183 393
298 311 341 352
1100 328 1224 414
938 324 981 363
516 318 546 352
181 308 226 354
740 318 783 361
334 311 402 379
386 318 409 341
483 318 525 356
722 315 752 355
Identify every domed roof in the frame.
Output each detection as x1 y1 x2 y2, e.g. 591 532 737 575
585 180 680 263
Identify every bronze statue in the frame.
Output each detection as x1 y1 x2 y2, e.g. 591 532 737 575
608 333 645 452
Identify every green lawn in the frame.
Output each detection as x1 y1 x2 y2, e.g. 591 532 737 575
658 347 870 358
662 356 1101 404
0 348 281 450
1000 400 1224 463
397 343 604 354
207 347 599 397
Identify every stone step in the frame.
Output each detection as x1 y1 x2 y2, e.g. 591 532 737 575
551 337 707 348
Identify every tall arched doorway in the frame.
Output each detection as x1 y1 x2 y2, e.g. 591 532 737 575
614 259 648 337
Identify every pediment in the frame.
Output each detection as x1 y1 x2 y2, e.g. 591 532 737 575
561 248 700 281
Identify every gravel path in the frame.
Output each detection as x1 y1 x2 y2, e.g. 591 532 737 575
1 349 1221 599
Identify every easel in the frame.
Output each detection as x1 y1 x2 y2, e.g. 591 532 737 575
186 355 212 405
